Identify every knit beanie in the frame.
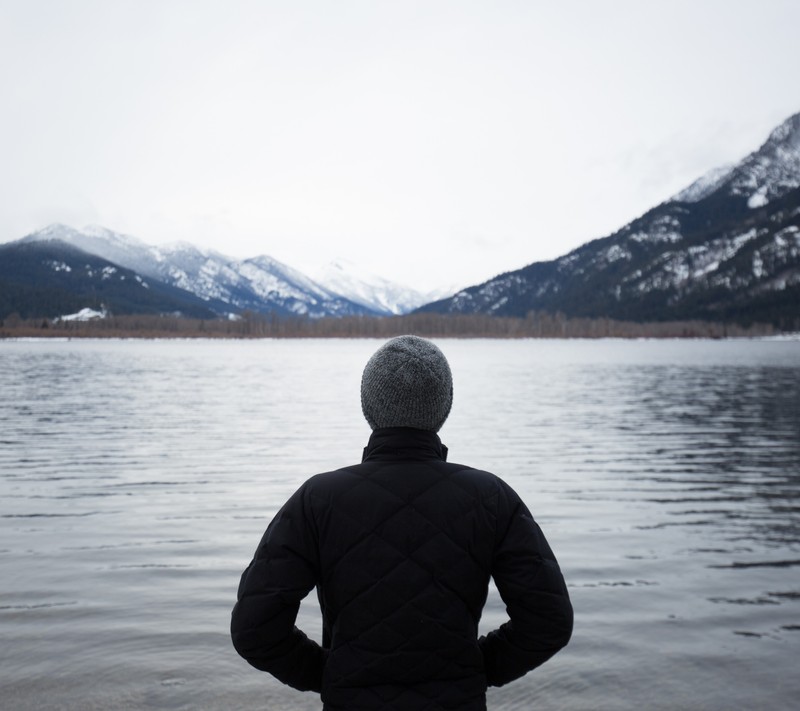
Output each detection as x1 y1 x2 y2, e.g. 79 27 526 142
361 335 453 432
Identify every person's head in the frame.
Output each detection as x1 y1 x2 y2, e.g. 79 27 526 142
360 335 453 432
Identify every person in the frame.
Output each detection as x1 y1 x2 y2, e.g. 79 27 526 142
231 335 573 710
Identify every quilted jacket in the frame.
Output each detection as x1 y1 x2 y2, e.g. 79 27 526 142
231 427 573 710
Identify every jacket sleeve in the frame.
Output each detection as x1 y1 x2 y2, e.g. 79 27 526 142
478 482 573 687
230 483 326 692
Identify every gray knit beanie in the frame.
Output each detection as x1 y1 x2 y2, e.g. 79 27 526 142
361 335 453 432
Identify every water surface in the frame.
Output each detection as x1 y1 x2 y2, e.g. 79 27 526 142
1 338 799 710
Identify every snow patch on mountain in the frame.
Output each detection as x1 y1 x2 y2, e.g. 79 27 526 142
673 164 735 203
628 214 684 245
313 260 435 315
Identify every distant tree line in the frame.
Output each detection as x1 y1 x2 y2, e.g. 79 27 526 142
0 310 778 340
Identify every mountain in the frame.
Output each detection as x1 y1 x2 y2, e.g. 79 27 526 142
15 225 389 318
312 260 451 315
0 239 217 319
6 223 465 320
418 112 800 329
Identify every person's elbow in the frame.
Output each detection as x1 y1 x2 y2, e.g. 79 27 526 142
543 587 574 652
552 596 574 651
516 591 574 657
230 598 286 668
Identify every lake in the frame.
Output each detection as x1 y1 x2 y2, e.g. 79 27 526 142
1 337 799 710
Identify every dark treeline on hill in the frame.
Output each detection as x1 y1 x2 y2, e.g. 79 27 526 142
0 240 217 319
0 311 776 340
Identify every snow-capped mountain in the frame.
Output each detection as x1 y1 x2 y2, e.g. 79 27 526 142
418 111 800 328
674 114 800 207
0 238 218 319
672 164 735 203
236 254 373 317
17 225 419 318
312 260 439 315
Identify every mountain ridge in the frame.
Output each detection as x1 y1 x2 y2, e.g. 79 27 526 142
0 239 219 319
3 111 799 327
11 224 434 319
417 111 800 329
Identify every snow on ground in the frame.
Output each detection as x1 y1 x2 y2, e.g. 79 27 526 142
56 307 107 322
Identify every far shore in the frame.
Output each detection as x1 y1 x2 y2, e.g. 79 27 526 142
0 311 782 340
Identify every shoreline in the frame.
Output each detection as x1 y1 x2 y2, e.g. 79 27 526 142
0 312 782 341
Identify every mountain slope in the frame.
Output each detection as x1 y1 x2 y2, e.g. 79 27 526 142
418 112 800 328
0 240 217 319
312 260 441 315
19 225 384 318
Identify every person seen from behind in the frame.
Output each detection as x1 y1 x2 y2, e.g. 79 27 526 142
231 335 573 710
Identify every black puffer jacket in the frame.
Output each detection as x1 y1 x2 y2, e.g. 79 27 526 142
231 428 573 710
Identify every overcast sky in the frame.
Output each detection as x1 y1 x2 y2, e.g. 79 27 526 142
1 0 798 292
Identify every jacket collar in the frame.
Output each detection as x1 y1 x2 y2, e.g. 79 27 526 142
362 427 448 463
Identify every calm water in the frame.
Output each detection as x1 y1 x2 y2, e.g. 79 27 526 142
1 337 799 711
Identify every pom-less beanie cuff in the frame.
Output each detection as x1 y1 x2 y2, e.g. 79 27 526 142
361 335 453 432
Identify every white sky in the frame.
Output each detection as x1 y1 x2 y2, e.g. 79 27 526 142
1 0 798 293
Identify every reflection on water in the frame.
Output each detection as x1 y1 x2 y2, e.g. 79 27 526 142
1 338 798 710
